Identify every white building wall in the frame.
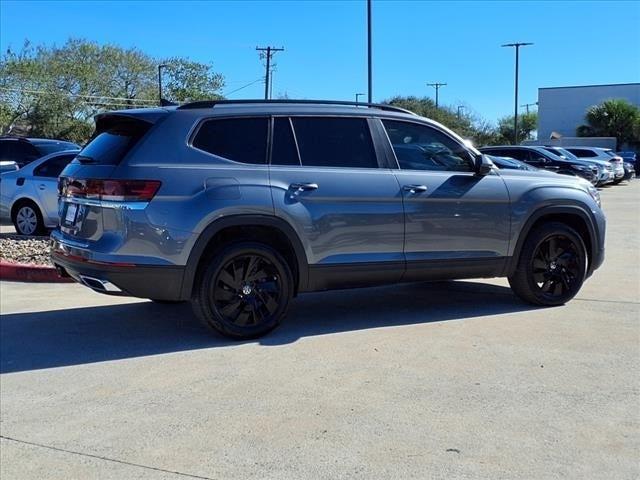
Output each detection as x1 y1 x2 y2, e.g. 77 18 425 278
537 83 640 141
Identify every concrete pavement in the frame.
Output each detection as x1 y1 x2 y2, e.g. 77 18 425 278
1 181 639 479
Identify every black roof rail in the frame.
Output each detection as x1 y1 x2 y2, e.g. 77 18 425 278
176 99 417 116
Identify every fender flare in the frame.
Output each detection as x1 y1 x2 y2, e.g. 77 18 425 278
180 214 309 299
506 203 599 276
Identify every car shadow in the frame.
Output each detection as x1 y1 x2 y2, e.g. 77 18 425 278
1 280 540 373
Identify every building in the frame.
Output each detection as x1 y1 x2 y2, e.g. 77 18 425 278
536 83 640 145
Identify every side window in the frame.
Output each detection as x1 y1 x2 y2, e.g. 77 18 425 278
33 155 76 178
192 117 268 164
271 117 300 166
291 117 378 168
504 149 530 162
12 142 40 164
382 120 475 172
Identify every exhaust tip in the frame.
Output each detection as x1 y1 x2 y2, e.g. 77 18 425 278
79 275 122 293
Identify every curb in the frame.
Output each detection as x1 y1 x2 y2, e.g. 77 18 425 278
0 260 74 283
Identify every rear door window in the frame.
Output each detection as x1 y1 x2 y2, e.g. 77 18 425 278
291 117 378 169
34 154 76 178
271 117 301 166
192 117 268 164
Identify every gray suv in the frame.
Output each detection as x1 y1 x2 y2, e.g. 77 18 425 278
52 100 606 339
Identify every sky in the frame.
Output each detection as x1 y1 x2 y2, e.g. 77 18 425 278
1 0 639 123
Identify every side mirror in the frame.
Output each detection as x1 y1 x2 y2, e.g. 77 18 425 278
475 154 494 176
536 157 549 164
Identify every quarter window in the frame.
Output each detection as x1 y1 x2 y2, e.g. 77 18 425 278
382 120 474 172
193 117 268 164
291 117 378 169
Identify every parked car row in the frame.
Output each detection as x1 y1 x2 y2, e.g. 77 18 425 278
479 145 635 187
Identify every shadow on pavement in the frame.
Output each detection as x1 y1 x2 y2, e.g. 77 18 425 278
1 280 538 373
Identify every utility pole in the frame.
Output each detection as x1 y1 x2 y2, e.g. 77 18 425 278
520 102 538 114
157 64 167 106
367 0 373 103
457 105 465 119
501 42 533 144
427 82 447 109
355 93 366 103
256 46 284 100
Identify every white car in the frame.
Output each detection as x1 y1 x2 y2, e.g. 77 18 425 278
565 147 625 183
0 149 79 235
0 160 19 174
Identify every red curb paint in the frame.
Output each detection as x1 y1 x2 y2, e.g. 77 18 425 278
0 260 74 283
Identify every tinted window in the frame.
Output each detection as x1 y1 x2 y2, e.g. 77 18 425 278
193 117 268 164
568 149 597 158
271 118 300 166
34 141 79 156
0 141 40 165
78 123 149 165
503 149 531 161
382 120 474 171
291 117 377 168
34 154 76 178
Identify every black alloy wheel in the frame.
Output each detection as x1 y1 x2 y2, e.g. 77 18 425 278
192 243 293 339
509 222 587 306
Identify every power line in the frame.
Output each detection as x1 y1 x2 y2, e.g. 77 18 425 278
426 82 447 109
223 78 264 97
256 46 284 100
0 87 156 104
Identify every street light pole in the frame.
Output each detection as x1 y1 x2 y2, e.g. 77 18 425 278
501 42 533 144
157 64 167 106
367 0 372 103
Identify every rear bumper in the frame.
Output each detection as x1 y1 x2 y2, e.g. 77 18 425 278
51 250 186 301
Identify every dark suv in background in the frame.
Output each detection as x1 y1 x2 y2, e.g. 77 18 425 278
0 137 80 168
52 100 606 339
479 145 600 184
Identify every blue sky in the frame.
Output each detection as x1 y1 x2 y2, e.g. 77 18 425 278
1 0 639 123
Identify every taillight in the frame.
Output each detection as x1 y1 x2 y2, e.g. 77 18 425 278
60 178 161 202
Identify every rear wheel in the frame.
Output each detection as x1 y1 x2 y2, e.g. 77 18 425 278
12 200 45 236
191 242 293 339
509 222 587 306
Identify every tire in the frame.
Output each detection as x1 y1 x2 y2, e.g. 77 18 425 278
191 242 293 339
12 200 45 236
150 299 185 304
508 222 587 306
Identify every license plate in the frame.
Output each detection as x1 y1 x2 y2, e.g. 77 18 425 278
64 203 78 224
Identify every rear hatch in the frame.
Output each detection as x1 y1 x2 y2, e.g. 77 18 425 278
57 111 166 244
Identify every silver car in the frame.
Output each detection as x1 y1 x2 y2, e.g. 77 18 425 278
0 149 79 235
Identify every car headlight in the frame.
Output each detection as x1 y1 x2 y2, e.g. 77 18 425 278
587 185 601 207
571 164 590 171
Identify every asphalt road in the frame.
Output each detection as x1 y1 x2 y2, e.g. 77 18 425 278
1 181 638 479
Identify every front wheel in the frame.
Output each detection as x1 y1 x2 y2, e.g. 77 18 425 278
508 222 587 306
191 242 293 339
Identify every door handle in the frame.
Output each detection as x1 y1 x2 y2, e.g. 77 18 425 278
38 184 46 190
403 184 428 194
290 182 318 192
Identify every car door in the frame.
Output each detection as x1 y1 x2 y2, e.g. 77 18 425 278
269 116 404 290
377 118 511 281
32 153 76 223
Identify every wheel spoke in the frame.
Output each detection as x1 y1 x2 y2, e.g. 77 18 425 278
234 308 252 326
244 255 260 281
220 299 243 318
552 281 563 296
532 258 547 271
219 269 239 290
214 288 235 302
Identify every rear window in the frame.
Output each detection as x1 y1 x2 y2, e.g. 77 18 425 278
192 117 268 164
34 141 79 156
77 123 149 165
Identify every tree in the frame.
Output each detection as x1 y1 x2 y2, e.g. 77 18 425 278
577 99 640 147
161 57 224 102
0 39 225 143
495 112 538 145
